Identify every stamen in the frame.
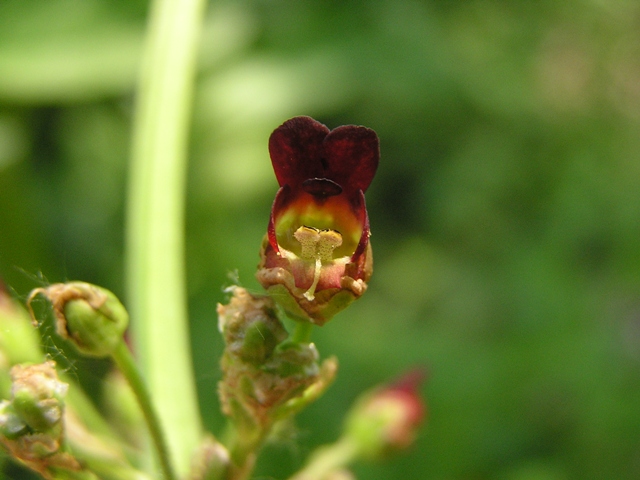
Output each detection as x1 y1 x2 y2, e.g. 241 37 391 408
294 226 320 260
303 257 322 301
317 230 342 262
293 226 344 302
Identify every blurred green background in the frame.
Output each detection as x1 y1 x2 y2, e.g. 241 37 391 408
2 0 640 478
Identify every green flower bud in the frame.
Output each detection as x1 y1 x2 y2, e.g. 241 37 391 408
189 435 230 480
0 361 82 477
10 361 68 433
0 401 29 439
218 287 287 365
28 282 129 357
268 340 320 378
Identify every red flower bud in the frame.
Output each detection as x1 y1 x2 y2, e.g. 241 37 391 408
257 116 379 325
343 369 426 458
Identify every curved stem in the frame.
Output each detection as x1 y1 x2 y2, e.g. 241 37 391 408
111 342 175 480
287 438 359 480
227 451 257 480
126 0 206 475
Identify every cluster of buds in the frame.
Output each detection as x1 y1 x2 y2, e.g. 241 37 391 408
0 361 81 479
257 116 379 325
217 287 337 451
1 282 142 480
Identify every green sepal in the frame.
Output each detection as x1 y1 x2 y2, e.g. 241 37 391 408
62 287 129 357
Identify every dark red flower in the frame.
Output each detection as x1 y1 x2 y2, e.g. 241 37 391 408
256 116 379 325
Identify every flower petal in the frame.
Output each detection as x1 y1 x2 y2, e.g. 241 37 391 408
323 125 379 194
267 185 292 253
268 116 329 188
350 189 370 262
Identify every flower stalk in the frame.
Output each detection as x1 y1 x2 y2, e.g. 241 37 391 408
217 288 338 479
289 370 425 480
287 438 359 480
292 322 314 344
110 342 175 480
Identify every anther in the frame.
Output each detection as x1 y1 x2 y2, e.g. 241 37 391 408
293 226 343 301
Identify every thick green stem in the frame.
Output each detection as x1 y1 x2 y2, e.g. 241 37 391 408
227 451 257 480
287 438 359 480
292 322 313 344
111 342 175 480
126 0 206 475
221 421 264 480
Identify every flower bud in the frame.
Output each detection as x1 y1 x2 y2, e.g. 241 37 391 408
0 401 29 439
0 361 82 475
218 286 287 365
343 370 426 459
11 362 68 433
28 282 129 357
189 435 230 480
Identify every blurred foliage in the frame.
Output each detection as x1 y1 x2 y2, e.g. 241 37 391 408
2 0 640 479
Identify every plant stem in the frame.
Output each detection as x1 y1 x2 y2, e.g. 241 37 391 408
227 452 257 480
126 0 206 475
221 421 263 480
292 322 313 344
287 438 359 480
111 342 175 480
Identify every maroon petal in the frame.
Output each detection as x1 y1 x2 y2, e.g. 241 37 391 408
323 125 379 194
268 116 329 188
267 185 292 253
350 189 370 262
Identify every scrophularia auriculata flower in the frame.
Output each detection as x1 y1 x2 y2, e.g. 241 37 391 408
256 116 379 325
